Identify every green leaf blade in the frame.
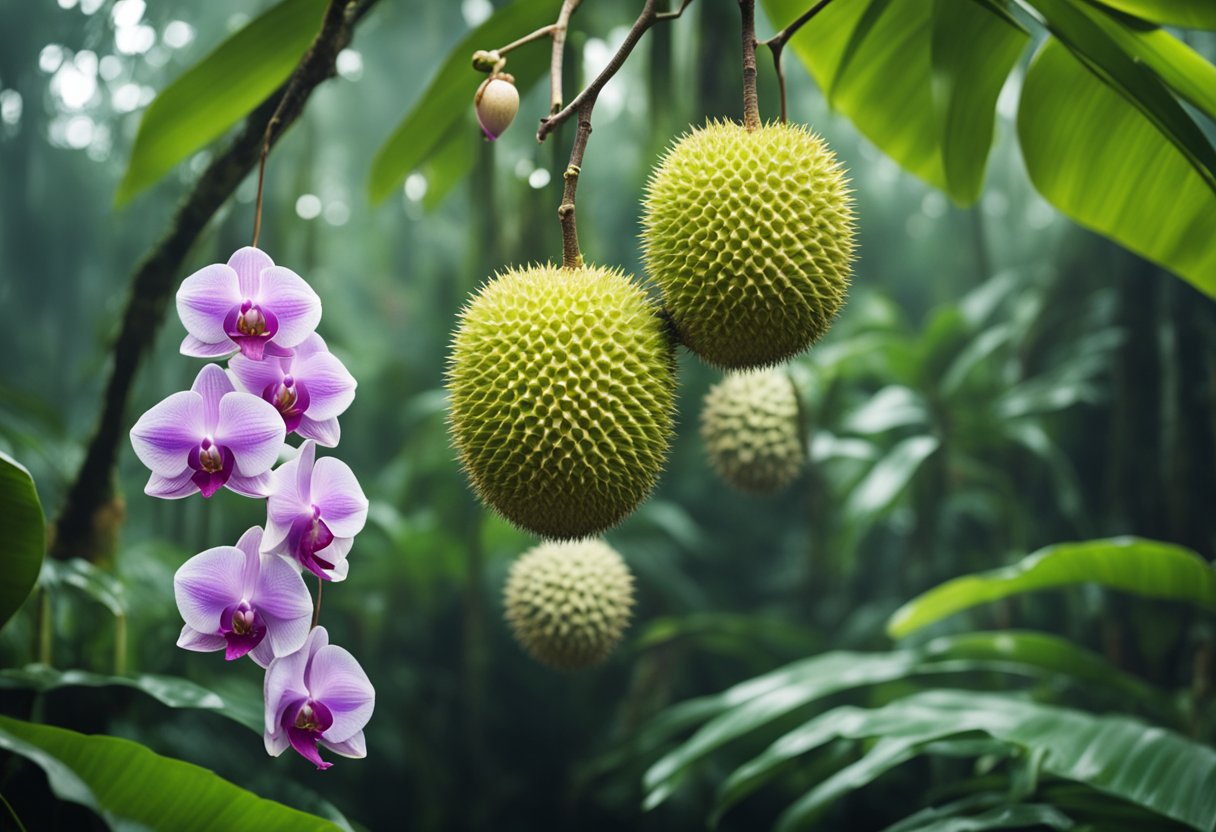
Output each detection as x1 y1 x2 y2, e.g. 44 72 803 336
0 451 45 632
888 537 1216 638
116 0 327 204
0 716 339 831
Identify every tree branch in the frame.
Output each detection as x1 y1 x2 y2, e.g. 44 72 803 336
549 0 582 114
537 0 693 143
540 0 694 266
760 0 835 124
51 0 378 562
739 0 760 130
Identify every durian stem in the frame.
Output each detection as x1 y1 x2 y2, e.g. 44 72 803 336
739 0 761 130
559 99 594 269
760 0 836 124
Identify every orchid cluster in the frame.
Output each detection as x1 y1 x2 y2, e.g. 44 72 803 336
129 247 374 770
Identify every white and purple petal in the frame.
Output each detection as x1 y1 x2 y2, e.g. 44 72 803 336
190 364 236 434
176 626 226 653
144 470 199 499
215 393 285 477
129 391 205 477
297 415 341 447
180 334 237 359
227 246 274 299
321 730 366 759
176 264 240 345
305 643 374 743
255 266 321 349
173 546 246 635
310 457 368 539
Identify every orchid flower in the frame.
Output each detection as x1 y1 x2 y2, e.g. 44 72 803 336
176 247 321 361
229 333 356 447
130 364 285 498
264 626 374 769
264 440 367 581
174 526 313 667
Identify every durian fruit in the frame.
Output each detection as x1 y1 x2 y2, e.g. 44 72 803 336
447 264 676 539
700 368 805 494
503 538 635 670
642 120 854 369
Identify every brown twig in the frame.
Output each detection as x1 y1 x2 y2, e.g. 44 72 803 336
537 0 693 143
52 0 377 562
760 0 835 124
739 0 760 130
558 99 594 268
540 0 694 267
549 0 582 114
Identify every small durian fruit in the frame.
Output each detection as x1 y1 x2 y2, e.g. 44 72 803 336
642 120 855 369
504 539 635 670
447 264 676 539
700 368 805 494
475 74 519 140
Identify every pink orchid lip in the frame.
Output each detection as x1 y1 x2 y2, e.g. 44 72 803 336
287 509 337 580
219 600 267 661
223 302 281 361
187 439 235 498
282 698 335 770
262 375 311 433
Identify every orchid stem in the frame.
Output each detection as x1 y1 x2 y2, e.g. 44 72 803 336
312 576 323 629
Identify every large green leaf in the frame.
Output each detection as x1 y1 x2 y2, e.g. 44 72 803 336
888 537 1216 638
117 0 327 204
761 0 1027 203
0 715 338 831
0 666 262 733
367 0 553 204
1087 0 1216 29
0 451 44 632
883 799 1076 832
1024 0 1216 189
643 629 1153 809
758 691 1216 831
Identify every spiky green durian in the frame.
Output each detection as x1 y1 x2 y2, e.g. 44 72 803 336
504 539 635 670
700 368 805 493
447 264 676 539
642 120 855 369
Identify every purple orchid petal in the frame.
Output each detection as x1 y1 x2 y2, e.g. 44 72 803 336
214 393 285 477
130 391 205 477
264 730 291 757
229 352 288 399
234 526 264 596
305 644 374 744
174 546 245 635
226 471 273 498
190 364 236 434
180 334 238 359
176 264 240 344
256 266 321 349
263 452 308 551
265 627 327 735
321 730 367 759
293 349 356 421
189 444 234 498
176 626 227 653
292 334 327 361
227 246 274 298
144 470 198 499
310 457 368 539
264 341 295 358
220 602 267 660
283 728 328 771
297 415 341 448
295 440 317 501
254 557 312 664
